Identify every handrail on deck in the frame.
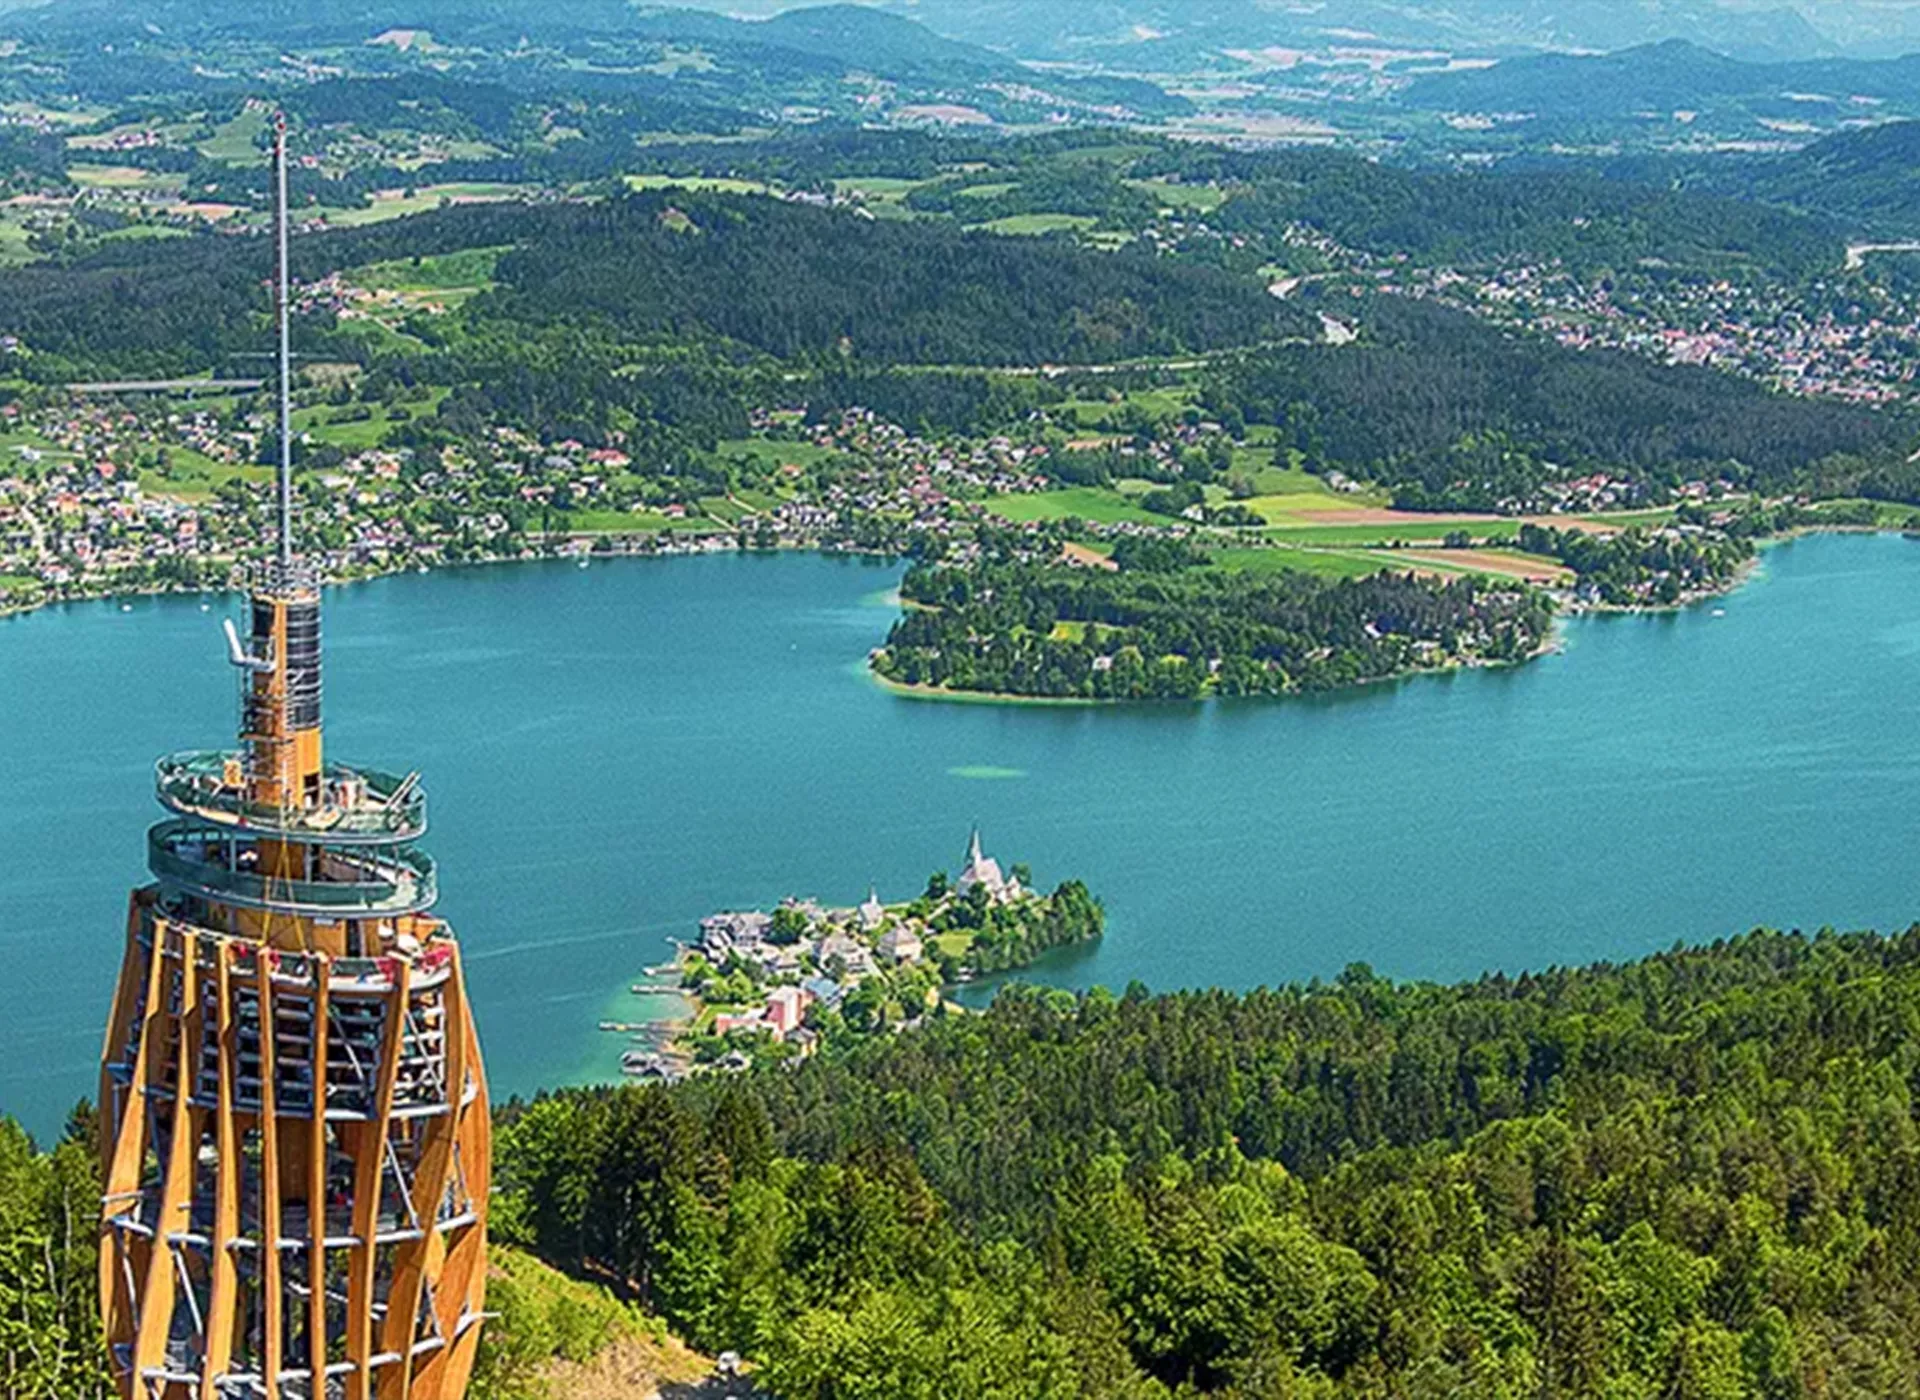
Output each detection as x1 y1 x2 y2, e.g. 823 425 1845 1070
147 819 437 915
154 750 426 842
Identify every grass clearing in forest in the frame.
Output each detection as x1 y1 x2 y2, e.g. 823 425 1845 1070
68 164 186 192
291 391 449 450
352 246 507 294
1125 177 1228 212
832 176 928 203
488 1243 712 1393
624 172 774 196
197 106 271 164
149 453 271 502
710 437 846 472
10 101 112 129
0 214 34 265
1056 383 1198 427
973 213 1097 236
323 184 529 227
1209 546 1396 579
986 487 1168 526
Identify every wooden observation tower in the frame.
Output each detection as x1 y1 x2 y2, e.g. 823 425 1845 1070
96 113 490 1400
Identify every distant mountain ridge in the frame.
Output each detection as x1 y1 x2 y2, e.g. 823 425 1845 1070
1402 38 1920 115
1 0 1191 120
850 0 1852 63
13 0 1875 62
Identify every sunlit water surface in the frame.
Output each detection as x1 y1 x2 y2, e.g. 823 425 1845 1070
5 535 1919 1137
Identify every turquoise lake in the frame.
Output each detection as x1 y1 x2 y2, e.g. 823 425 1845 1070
5 533 1920 1139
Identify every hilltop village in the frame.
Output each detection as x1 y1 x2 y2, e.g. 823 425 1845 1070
611 831 1104 1082
1270 221 1920 408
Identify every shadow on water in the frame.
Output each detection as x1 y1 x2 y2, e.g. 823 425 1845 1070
951 929 1116 1010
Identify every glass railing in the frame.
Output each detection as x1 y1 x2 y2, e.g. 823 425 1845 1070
154 750 426 842
148 820 437 915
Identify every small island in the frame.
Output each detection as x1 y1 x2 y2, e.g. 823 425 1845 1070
614 830 1103 1082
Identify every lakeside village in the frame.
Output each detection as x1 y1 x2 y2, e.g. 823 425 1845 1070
604 830 1104 1083
0 365 1822 625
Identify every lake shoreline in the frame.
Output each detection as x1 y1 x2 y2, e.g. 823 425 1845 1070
0 537 891 622
10 533 1920 1138
2 518 1894 628
866 628 1567 707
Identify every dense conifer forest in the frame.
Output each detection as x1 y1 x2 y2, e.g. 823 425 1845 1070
0 191 1315 381
1198 297 1909 510
473 193 1316 366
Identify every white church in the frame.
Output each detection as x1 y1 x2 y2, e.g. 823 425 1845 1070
955 828 1023 904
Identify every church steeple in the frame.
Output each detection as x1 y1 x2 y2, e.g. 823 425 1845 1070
956 827 1011 902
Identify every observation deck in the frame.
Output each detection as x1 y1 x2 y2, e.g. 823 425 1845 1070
155 749 426 843
147 818 437 916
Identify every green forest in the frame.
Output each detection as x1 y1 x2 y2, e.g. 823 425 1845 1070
3 176 1898 504
12 925 1920 1396
0 189 1313 380
1198 297 1909 511
874 560 1553 700
473 192 1315 366
466 927 1920 1396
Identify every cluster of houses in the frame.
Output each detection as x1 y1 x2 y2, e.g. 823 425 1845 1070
0 430 207 596
732 408 1052 549
1385 258 1920 408
624 831 1025 1079
1236 217 1920 411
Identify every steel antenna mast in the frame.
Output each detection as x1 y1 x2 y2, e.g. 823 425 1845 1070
274 110 292 567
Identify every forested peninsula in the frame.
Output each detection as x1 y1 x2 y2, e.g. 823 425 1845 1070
13 926 1918 1397
872 559 1556 701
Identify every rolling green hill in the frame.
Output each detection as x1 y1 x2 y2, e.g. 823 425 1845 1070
1734 120 1920 237
487 926 1920 1396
